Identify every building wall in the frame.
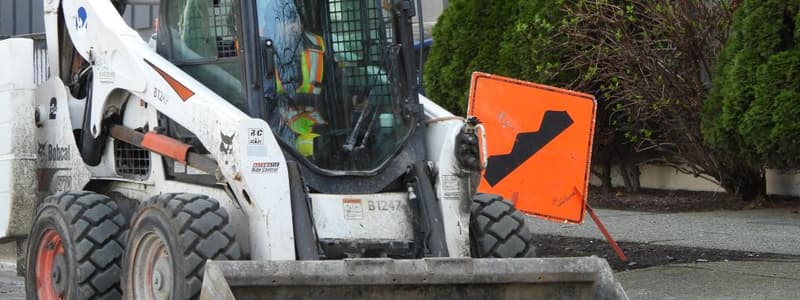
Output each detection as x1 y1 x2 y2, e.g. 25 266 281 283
0 0 46 37
764 169 800 196
2 0 445 39
416 0 446 40
421 0 446 25
0 1 157 38
591 164 800 197
0 0 447 39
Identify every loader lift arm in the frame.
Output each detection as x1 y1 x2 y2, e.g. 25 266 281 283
52 0 296 260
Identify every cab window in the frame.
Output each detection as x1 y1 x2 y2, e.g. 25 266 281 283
164 0 246 109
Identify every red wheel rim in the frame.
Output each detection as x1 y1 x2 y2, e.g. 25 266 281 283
35 229 65 300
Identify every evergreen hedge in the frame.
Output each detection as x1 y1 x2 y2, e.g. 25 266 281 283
426 0 798 199
423 0 567 116
704 0 800 171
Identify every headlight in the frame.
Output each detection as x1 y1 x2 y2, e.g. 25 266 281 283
455 121 482 171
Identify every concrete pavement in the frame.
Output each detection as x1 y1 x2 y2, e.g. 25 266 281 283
527 208 800 255
0 243 14 264
0 242 21 300
528 207 800 299
617 260 800 300
0 265 23 300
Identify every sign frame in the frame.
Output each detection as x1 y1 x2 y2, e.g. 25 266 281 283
468 72 596 224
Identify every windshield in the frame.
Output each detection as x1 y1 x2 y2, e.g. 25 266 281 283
257 0 412 173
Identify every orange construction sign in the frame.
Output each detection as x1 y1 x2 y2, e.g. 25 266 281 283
468 73 596 224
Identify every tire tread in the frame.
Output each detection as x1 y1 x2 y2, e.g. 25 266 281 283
137 193 242 300
38 192 127 299
470 194 537 258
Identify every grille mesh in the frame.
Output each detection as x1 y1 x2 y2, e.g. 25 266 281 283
327 0 395 105
213 0 238 58
114 139 150 179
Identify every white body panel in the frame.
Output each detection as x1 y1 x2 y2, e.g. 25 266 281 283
0 39 38 239
2 0 478 262
34 78 93 200
38 0 296 260
421 95 474 257
312 193 415 241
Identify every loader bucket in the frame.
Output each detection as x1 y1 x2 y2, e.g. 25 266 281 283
199 257 627 300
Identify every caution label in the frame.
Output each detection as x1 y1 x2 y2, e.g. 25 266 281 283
342 198 365 220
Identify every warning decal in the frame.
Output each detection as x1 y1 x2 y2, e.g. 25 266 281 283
343 198 364 220
484 111 574 186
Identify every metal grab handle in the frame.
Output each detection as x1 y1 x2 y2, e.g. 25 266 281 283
476 123 489 170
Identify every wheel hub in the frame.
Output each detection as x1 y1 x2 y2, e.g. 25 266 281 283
132 232 173 300
152 270 162 291
35 229 65 300
51 253 67 296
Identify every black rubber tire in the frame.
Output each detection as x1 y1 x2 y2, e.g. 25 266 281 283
25 191 128 299
122 193 243 300
470 193 537 258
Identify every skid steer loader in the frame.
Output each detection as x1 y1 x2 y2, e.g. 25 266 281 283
0 0 626 299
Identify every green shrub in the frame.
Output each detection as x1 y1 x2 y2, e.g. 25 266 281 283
423 0 566 116
705 0 800 171
427 0 782 199
496 0 570 86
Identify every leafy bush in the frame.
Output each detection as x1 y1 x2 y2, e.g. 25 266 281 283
425 0 641 191
704 0 800 198
423 0 553 116
495 0 571 86
426 0 783 200
560 0 747 195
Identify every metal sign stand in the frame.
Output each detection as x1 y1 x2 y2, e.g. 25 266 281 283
586 204 628 262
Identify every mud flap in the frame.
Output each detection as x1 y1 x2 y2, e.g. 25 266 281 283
199 257 627 300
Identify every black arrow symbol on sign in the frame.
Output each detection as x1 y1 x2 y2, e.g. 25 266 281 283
484 111 574 187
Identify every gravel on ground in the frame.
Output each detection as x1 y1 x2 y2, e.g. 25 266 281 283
535 234 798 272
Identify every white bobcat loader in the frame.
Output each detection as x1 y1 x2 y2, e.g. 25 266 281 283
0 0 626 299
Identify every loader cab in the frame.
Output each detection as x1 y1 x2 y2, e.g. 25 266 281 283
157 0 423 192
158 0 248 110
